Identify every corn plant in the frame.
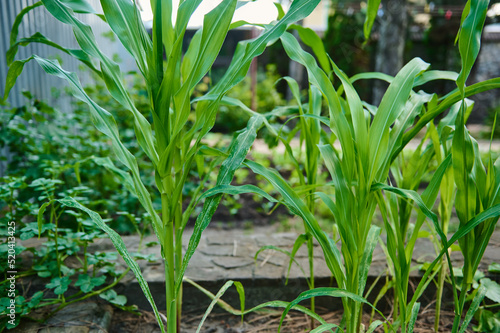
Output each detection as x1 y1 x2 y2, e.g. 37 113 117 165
272 75 324 318
3 0 323 331
423 101 470 332
229 3 500 332
279 32 444 332
450 1 500 330
376 129 451 332
387 2 500 332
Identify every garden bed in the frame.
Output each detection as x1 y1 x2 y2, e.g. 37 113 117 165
13 226 500 332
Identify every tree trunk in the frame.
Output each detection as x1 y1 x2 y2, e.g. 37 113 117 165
373 0 408 106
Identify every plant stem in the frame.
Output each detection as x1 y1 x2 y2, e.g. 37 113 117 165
307 234 315 312
162 192 176 333
50 205 62 279
452 281 471 333
174 192 183 331
435 200 450 333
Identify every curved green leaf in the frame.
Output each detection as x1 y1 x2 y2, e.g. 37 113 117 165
368 58 429 183
100 0 152 79
177 116 264 294
278 287 385 333
196 280 234 333
456 0 488 95
57 197 165 333
364 0 381 41
197 184 278 205
7 32 99 74
41 0 158 165
309 323 338 333
32 56 163 239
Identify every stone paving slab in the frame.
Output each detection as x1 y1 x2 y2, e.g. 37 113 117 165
96 227 500 283
21 226 500 283
19 226 500 311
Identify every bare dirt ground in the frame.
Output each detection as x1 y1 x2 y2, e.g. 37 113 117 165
109 305 474 333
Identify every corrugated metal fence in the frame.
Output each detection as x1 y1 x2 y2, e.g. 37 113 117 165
0 0 119 108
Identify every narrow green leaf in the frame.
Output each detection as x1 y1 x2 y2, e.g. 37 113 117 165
233 281 245 322
350 71 393 85
409 203 500 312
367 320 383 333
37 201 52 239
32 56 163 239
183 277 327 324
245 159 346 287
196 280 234 333
207 0 321 98
287 234 309 285
42 0 158 165
364 0 381 41
278 287 385 333
408 302 420 333
280 32 355 178
371 183 441 242
100 0 152 79
289 24 331 74
60 0 96 13
8 1 43 64
57 197 165 333
359 226 381 296
459 284 486 333
173 0 237 133
456 0 488 95
309 323 337 333
177 116 264 294
7 32 100 73
369 58 429 183
2 57 33 103
197 184 278 205
413 70 458 87
400 78 500 156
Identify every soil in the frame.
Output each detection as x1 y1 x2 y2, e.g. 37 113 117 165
109 306 475 333
187 170 292 229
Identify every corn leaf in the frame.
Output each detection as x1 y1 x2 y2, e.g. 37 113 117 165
456 0 488 95
32 56 163 239
7 32 100 73
100 0 152 80
459 284 486 333
244 159 346 287
278 287 385 333
177 116 264 294
57 197 165 333
368 58 429 183
289 24 331 74
408 302 420 333
364 0 381 41
41 0 158 165
280 32 355 178
196 280 234 333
